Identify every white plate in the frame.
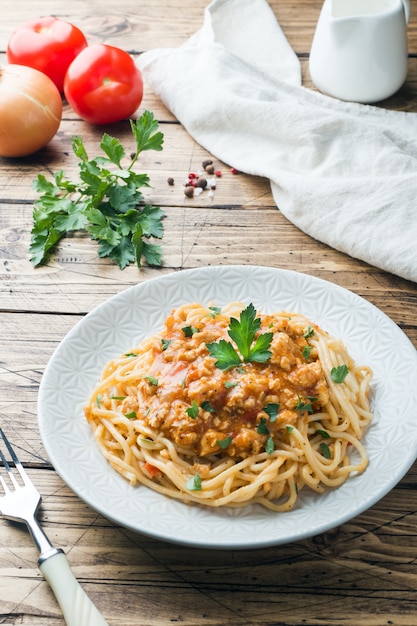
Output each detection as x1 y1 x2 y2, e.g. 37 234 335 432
38 265 417 549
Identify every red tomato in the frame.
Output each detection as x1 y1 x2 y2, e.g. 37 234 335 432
142 462 162 479
64 44 144 125
7 16 88 92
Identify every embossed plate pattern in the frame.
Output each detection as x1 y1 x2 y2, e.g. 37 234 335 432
38 266 417 549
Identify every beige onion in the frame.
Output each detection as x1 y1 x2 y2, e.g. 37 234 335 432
0 64 62 157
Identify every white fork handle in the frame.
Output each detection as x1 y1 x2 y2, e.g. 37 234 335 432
39 550 109 625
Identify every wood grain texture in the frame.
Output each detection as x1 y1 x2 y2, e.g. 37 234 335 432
1 1 417 625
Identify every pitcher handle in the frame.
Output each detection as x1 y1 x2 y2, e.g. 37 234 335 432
402 0 410 23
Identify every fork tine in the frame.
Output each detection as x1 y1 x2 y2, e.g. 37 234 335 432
0 444 20 491
0 448 13 493
0 428 29 487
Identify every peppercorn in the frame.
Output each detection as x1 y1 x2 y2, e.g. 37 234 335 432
202 159 213 169
205 164 215 175
184 185 194 198
167 177 175 185
196 177 207 189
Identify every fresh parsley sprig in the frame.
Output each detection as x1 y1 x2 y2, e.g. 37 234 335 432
206 303 273 371
29 110 165 270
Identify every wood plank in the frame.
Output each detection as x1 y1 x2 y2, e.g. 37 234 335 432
0 1 321 54
2 1 417 55
2 192 417 326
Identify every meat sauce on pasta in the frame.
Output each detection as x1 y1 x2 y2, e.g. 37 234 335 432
119 310 328 459
84 302 373 511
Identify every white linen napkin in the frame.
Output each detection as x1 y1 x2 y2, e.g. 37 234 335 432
138 0 417 283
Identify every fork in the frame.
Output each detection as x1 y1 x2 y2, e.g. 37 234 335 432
0 428 109 626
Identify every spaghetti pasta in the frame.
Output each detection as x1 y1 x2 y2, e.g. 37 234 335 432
84 302 373 511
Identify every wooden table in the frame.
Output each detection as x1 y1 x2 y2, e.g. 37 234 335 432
1 1 417 624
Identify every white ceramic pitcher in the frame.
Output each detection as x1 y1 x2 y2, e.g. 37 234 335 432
309 0 410 103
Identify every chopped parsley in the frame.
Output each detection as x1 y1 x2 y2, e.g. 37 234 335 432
201 401 215 413
217 436 232 449
331 364 349 383
303 345 311 361
320 442 331 459
186 474 202 491
161 339 172 351
185 401 199 419
144 376 158 386
295 396 316 414
125 411 137 420
316 429 331 439
265 436 275 454
257 418 270 435
182 325 199 337
263 403 279 421
303 326 315 339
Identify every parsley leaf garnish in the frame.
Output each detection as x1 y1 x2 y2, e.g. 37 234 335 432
217 436 232 449
331 364 349 383
303 345 311 362
206 339 241 371
200 401 215 413
295 396 316 414
316 429 331 439
185 401 199 419
186 474 202 491
320 442 331 459
303 326 315 339
144 376 158 386
265 436 275 454
161 339 172 351
30 110 165 270
182 325 199 337
263 403 280 421
257 418 270 435
206 303 273 371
